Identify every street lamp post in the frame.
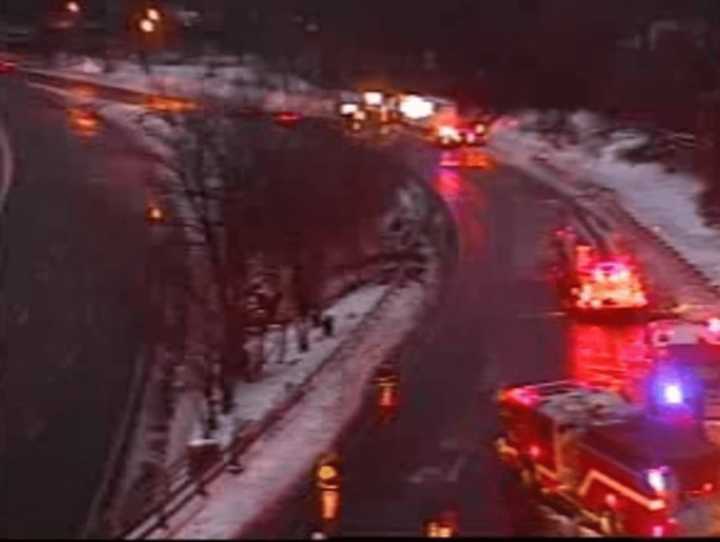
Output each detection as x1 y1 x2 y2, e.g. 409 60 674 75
137 17 157 74
58 1 84 59
135 5 165 74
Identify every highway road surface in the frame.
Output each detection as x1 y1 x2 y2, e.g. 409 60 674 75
242 152 651 538
1 75 153 538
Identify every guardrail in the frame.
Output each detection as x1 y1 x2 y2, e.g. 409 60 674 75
524 146 720 310
585 188 720 303
527 156 616 256
20 68 338 119
120 275 403 540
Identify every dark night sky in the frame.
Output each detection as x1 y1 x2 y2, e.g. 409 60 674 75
298 0 720 60
3 0 720 109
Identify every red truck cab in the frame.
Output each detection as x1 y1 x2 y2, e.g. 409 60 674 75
496 380 720 536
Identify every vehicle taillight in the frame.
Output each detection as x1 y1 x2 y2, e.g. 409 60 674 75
275 111 301 125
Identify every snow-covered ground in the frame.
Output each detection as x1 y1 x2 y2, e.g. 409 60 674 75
27 81 442 537
491 111 720 294
179 284 390 453
25 55 342 117
153 274 432 540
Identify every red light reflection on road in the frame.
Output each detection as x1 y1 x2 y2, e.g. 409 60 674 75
463 149 494 170
567 323 653 403
432 168 487 257
434 168 462 201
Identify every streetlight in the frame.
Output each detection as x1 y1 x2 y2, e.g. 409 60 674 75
139 18 156 34
146 203 165 223
146 8 161 22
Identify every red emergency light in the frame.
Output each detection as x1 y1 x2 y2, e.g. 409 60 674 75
504 387 539 407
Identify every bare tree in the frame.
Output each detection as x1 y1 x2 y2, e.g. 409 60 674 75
138 105 249 434
136 99 417 435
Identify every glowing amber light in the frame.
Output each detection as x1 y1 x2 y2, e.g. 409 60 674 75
139 18 156 33
319 489 340 521
317 464 338 482
148 205 164 222
379 386 396 407
426 521 454 538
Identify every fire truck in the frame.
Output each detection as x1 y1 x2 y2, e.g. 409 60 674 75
574 259 648 312
646 317 720 447
648 317 720 349
495 380 720 537
551 230 648 315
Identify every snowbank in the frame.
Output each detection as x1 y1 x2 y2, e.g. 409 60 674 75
161 278 431 539
491 111 720 288
184 284 389 451
26 56 337 117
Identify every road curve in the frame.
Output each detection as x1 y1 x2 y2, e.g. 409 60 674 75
241 154 584 538
0 77 152 538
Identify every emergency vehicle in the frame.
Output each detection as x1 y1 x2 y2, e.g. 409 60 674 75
431 124 464 149
573 259 648 312
646 317 720 446
552 232 648 315
648 317 720 349
459 120 488 146
495 380 720 537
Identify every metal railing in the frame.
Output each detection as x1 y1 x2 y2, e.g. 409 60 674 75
119 275 402 539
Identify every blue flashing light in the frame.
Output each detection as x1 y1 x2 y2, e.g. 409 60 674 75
646 468 667 493
662 382 684 406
